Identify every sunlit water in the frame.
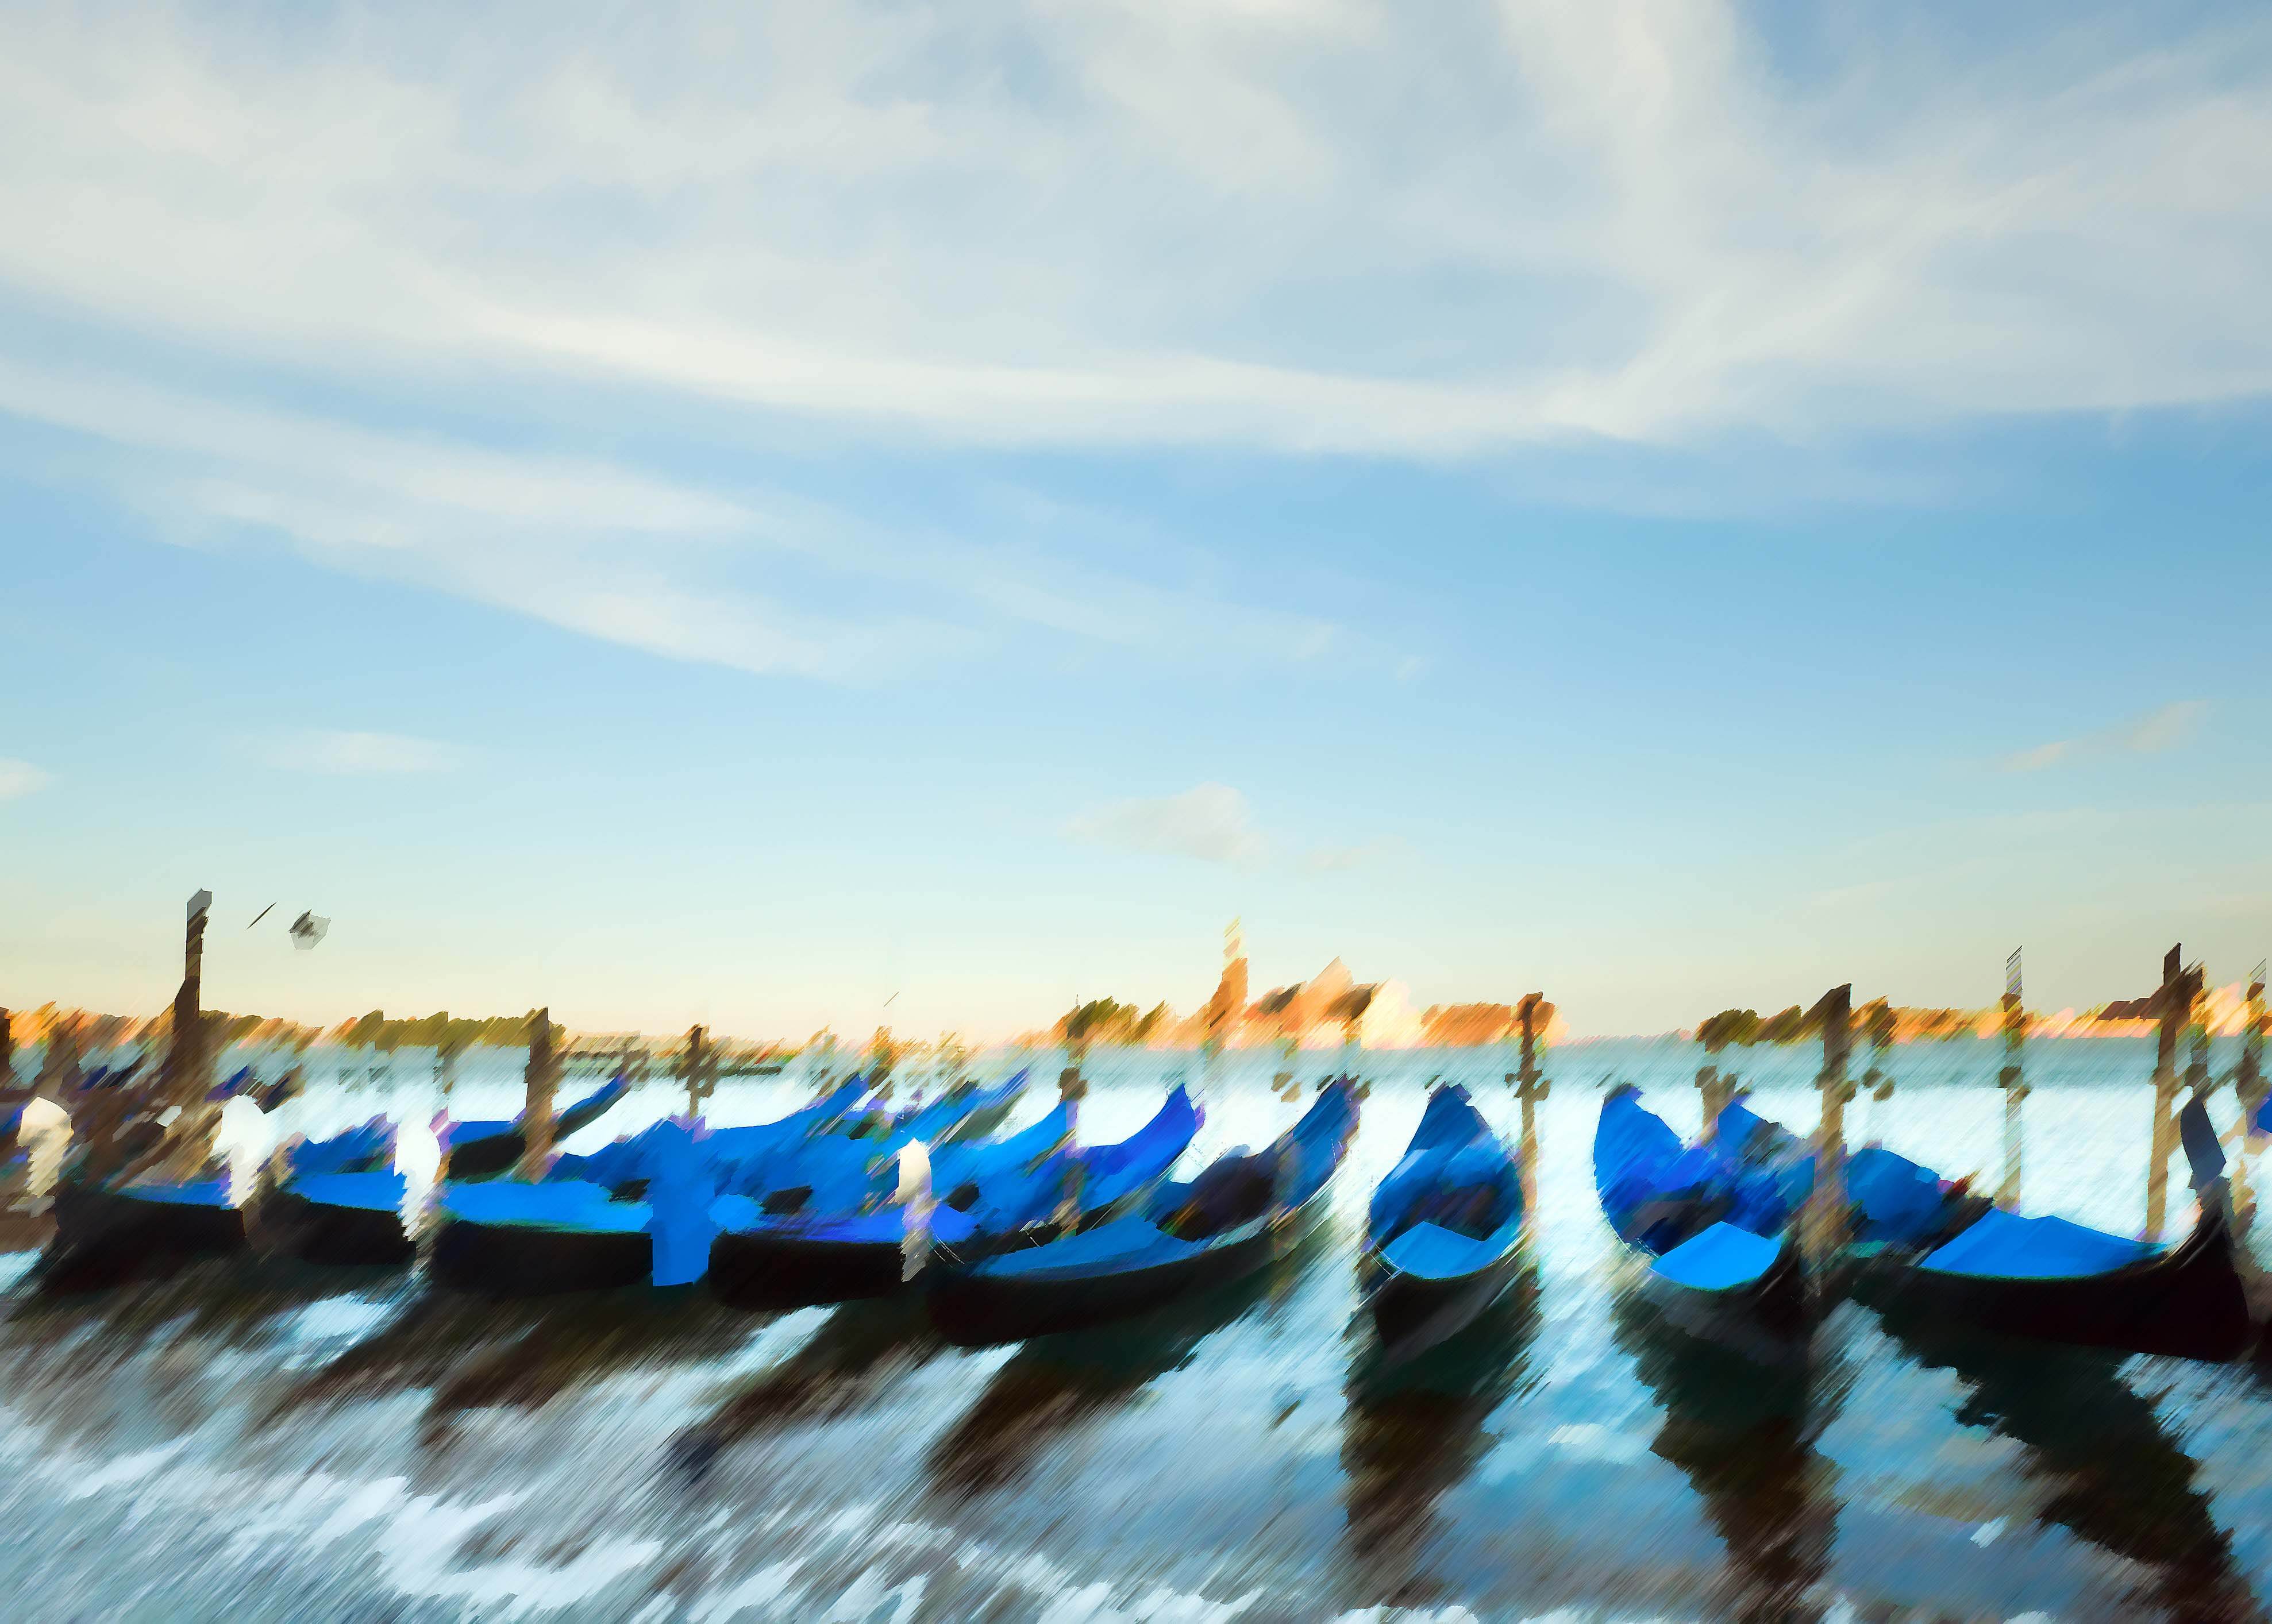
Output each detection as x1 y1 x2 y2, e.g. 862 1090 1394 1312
6 1037 2272 1623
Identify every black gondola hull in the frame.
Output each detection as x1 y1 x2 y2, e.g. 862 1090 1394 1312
1852 1203 2250 1363
258 1189 416 1267
707 1230 908 1310
929 1213 1301 1347
1628 1233 1813 1368
428 1217 652 1297
440 1132 527 1182
1361 1248 1523 1361
41 1183 249 1290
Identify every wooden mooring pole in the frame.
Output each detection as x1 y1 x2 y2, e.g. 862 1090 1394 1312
519 1008 558 1179
1696 1035 1733 1135
38 1010 82 1095
1802 985 1854 1271
684 1025 714 1120
164 889 213 1109
2145 945 2204 1243
1998 948 2027 1209
2236 963 2268 1235
433 1015 457 1102
151 889 215 1178
1062 1001 1091 1106
1857 998 1895 1147
1339 999 1367 1097
1509 993 1549 1230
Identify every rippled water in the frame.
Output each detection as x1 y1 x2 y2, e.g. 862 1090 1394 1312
6 1037 2272 1623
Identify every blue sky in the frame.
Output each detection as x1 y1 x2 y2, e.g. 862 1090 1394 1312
3 1 2269 1039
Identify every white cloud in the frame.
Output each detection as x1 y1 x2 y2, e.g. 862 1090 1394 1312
0 758 51 799
267 731 463 774
0 3 2265 695
1298 837 1407 874
1067 784 1269 866
0 2 2267 458
1998 699 2207 772
0 358 1360 685
2113 700 2209 754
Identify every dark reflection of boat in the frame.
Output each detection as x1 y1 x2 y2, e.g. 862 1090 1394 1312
667 1296 945 1484
0 1261 426 1458
1338 1274 1537 1614
923 1216 1337 1504
7 1252 407 1371
426 1289 755 1413
1876 1310 2265 1624
1609 1289 1843 1624
258 1284 753 1429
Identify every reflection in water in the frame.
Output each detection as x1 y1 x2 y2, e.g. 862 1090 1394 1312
259 1284 752 1436
0 1259 423 1462
1880 1311 2265 1624
426 1290 753 1413
1339 1272 1538 1613
669 1296 943 1483
1610 1290 1843 1624
925 1221 1337 1503
6 1255 395 1375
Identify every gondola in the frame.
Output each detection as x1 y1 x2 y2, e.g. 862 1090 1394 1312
428 1073 634 1179
258 1074 638 1266
1359 1083 1526 1359
927 1077 1360 1347
1846 1094 2250 1363
36 1092 282 1287
41 1175 251 1287
425 1074 1018 1297
709 1085 1200 1310
1592 1086 1815 1363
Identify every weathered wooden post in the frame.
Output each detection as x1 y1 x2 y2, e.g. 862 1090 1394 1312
163 889 213 1109
1061 1001 1091 1105
1696 1040 1733 1136
1272 996 1299 1104
38 1010 83 1095
518 1008 558 1179
683 1025 713 1120
1508 993 1550 1229
1998 948 2027 1209
1855 998 1894 1148
2145 946 2205 1242
2236 963 2269 1235
2186 986 2213 1098
1335 988 1373 1098
1801 985 1854 1271
1202 918 1246 1101
866 1026 899 1101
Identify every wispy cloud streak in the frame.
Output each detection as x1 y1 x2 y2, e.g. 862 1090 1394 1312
1067 784 1269 866
0 758 51 800
2 2 2269 452
265 731 464 774
1998 700 2208 772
